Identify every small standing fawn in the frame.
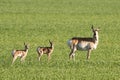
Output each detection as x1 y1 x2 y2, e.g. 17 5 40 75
67 25 100 60
11 43 29 64
37 40 54 61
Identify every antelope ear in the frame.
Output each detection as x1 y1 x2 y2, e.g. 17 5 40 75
49 40 53 44
97 28 100 31
27 44 29 47
49 40 51 42
91 25 94 31
24 42 26 45
49 40 51 43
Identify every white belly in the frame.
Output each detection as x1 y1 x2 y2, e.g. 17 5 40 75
77 43 90 50
77 42 98 50
18 53 23 57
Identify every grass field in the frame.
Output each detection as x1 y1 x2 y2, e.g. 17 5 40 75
0 0 120 80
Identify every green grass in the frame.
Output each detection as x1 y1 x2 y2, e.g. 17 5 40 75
0 0 120 80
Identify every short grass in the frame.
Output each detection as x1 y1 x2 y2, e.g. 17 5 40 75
0 0 120 80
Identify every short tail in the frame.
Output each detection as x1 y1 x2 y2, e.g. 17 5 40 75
11 50 16 57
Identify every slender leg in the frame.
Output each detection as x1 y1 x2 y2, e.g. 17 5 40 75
38 55 41 61
21 56 26 62
72 53 75 61
69 50 73 60
69 44 76 60
47 53 51 61
12 56 17 64
38 53 41 61
87 49 91 59
69 44 73 59
38 52 43 61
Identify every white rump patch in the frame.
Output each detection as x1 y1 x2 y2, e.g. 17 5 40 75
67 39 73 49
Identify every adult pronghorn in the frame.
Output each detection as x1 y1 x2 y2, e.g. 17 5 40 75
37 40 54 61
11 43 29 64
67 25 100 60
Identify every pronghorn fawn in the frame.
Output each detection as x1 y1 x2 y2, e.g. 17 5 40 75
67 25 100 60
11 43 29 64
37 40 54 61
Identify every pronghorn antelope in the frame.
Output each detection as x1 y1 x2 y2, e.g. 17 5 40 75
11 43 29 64
67 25 100 60
37 40 54 61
